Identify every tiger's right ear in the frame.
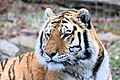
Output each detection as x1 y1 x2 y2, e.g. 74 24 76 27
77 8 91 29
43 8 55 21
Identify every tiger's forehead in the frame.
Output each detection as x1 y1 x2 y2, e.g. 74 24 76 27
49 9 78 24
56 9 78 17
45 10 85 31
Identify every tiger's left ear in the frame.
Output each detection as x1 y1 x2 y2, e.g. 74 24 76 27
77 8 91 29
43 8 55 21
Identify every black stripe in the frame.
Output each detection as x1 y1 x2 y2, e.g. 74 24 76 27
46 33 51 38
61 62 67 66
26 53 31 72
70 38 74 44
69 10 77 12
30 67 34 80
31 52 34 59
61 34 70 40
71 20 83 29
76 51 91 60
83 30 91 59
74 26 77 30
83 50 91 59
1 59 8 72
81 77 84 80
62 26 77 40
12 60 16 80
47 14 50 18
63 70 81 79
23 73 26 80
66 30 71 32
8 67 12 80
8 60 16 80
40 32 43 49
72 26 77 35
19 55 24 63
87 20 91 29
64 25 68 29
0 73 1 79
83 30 89 48
69 26 77 44
72 20 77 25
51 21 59 24
62 20 68 23
38 31 44 57
58 76 64 80
64 17 70 21
79 14 86 24
63 70 73 76
93 51 104 76
78 32 81 46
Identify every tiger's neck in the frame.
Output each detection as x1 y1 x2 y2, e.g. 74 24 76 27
53 64 94 80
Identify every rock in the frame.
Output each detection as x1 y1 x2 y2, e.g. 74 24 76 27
98 32 120 41
0 39 19 61
10 35 36 49
98 32 120 48
108 40 120 56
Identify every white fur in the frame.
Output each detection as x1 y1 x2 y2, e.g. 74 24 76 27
48 63 65 71
44 8 54 20
96 49 112 80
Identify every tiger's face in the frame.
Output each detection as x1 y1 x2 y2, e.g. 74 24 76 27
35 8 97 71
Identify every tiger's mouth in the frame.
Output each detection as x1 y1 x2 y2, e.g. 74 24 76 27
43 53 69 70
46 60 55 63
46 59 59 63
43 52 69 66
46 59 67 66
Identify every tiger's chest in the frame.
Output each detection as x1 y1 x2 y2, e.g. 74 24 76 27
58 73 93 80
56 67 94 80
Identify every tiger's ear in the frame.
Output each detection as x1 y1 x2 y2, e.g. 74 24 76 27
44 8 55 21
77 8 91 29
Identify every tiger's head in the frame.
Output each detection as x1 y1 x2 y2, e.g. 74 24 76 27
35 8 103 71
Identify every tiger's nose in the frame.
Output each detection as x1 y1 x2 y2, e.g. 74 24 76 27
46 52 57 58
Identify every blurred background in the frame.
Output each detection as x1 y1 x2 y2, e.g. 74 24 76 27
0 0 120 79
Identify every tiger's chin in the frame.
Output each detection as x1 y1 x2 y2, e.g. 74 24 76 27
37 54 65 71
47 62 65 71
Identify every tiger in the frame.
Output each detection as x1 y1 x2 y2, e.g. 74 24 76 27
0 8 112 80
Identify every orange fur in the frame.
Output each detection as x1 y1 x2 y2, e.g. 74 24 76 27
0 52 59 80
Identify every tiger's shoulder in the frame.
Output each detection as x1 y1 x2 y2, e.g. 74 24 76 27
0 52 59 80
